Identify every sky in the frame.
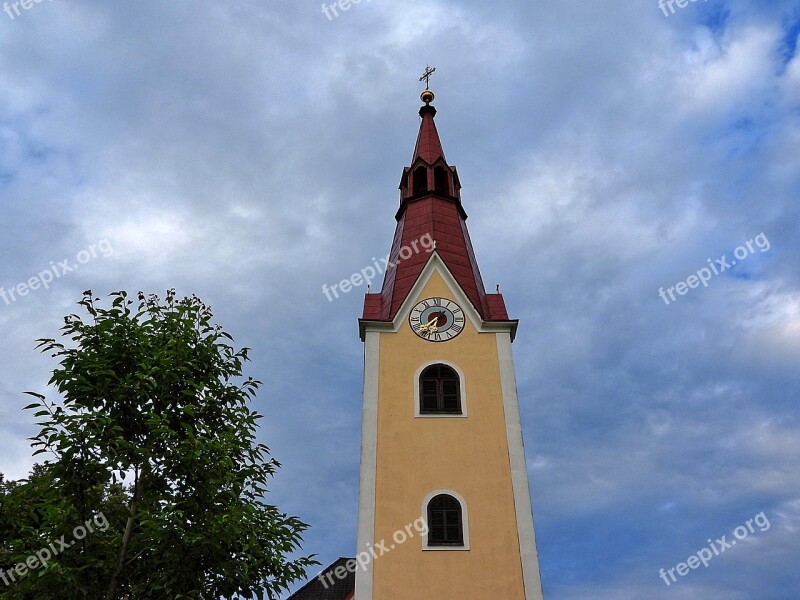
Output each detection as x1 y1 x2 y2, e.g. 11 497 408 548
1 0 799 598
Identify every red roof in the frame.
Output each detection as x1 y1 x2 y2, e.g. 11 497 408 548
361 101 510 324
412 105 446 164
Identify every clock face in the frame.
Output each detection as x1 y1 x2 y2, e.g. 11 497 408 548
409 297 465 342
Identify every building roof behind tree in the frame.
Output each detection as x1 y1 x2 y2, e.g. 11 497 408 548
286 557 356 600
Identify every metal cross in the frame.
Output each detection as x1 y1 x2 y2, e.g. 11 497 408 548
419 65 436 90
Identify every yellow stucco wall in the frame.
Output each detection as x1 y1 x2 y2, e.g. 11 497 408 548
370 272 526 599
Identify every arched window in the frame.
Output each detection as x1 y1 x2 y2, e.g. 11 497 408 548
434 166 449 194
413 166 428 195
427 494 464 547
419 364 461 414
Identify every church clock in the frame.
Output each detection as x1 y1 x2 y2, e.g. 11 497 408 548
409 297 465 342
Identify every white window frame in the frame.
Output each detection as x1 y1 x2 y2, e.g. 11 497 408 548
421 489 471 551
414 360 468 418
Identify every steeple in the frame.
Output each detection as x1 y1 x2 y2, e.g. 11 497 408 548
412 101 445 164
354 76 544 600
361 89 512 334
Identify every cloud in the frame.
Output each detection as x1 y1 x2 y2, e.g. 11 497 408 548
0 1 798 598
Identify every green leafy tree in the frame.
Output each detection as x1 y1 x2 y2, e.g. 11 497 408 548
0 464 130 599
13 290 315 599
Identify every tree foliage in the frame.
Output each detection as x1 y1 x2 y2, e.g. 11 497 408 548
0 464 130 599
3 290 315 599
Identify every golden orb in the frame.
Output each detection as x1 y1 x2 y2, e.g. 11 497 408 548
420 90 435 104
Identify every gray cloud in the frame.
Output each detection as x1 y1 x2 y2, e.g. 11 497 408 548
1 0 798 597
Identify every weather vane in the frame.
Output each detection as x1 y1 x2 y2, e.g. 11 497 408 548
419 65 436 90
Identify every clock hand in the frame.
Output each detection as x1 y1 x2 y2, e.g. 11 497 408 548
418 316 435 329
419 315 439 334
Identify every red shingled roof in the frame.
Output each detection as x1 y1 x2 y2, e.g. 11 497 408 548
361 102 510 324
412 104 446 164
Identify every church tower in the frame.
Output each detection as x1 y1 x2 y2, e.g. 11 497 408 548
355 84 545 599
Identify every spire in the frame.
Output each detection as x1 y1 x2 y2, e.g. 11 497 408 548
360 80 511 333
412 101 446 164
412 67 445 164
